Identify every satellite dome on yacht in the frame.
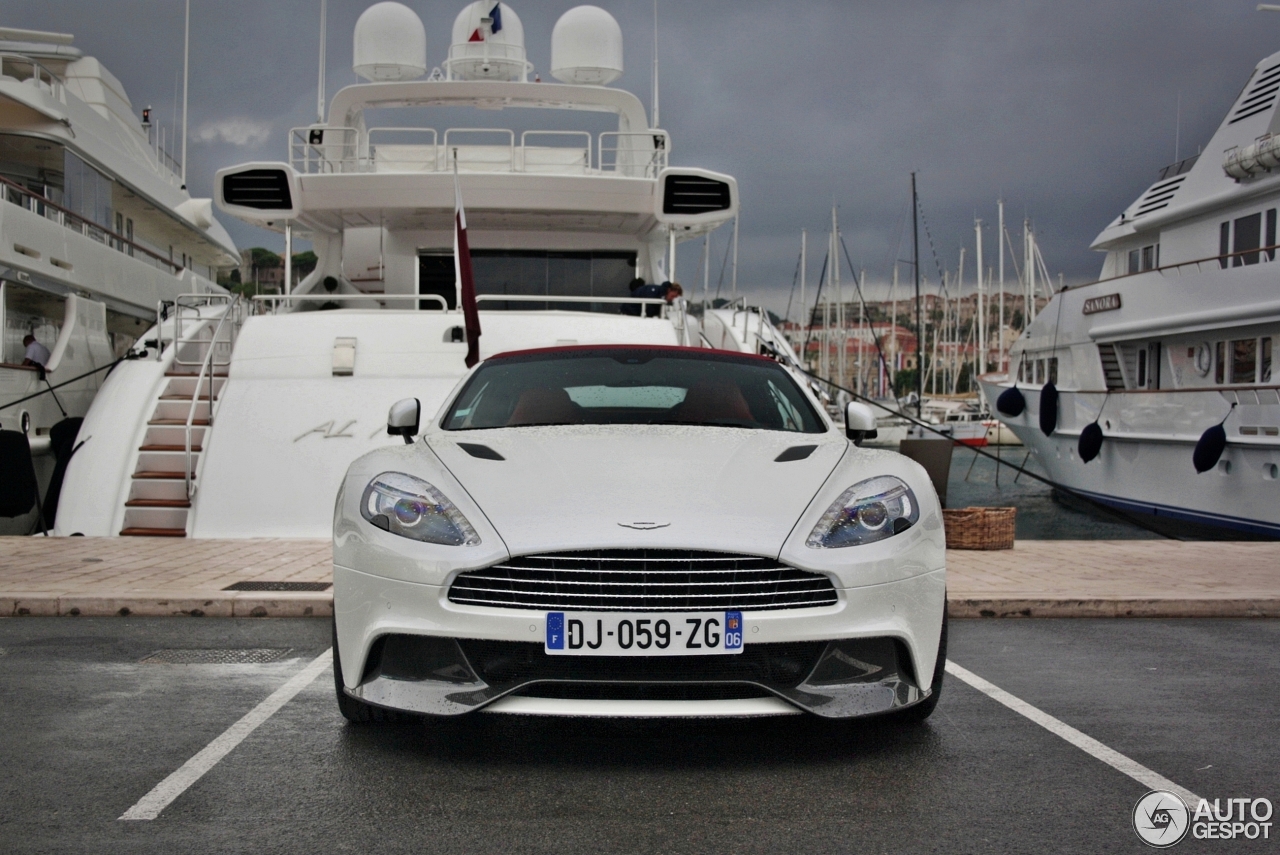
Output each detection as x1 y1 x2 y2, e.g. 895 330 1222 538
551 6 623 86
352 2 427 82
445 1 529 82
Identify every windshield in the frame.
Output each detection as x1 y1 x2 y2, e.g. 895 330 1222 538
442 349 826 433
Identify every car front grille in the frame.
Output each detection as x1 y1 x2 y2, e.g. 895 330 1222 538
447 549 838 612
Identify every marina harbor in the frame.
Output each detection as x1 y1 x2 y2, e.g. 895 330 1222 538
2 1 1278 852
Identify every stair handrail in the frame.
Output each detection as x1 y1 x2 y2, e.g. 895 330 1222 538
184 296 243 500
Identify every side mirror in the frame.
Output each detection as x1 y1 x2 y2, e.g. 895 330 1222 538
845 401 879 446
387 398 421 444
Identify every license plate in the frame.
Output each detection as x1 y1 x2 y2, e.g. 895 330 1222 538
545 611 744 656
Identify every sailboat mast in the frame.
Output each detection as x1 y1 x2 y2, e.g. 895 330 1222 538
800 229 806 332
997 197 1005 372
975 219 985 375
912 173 922 418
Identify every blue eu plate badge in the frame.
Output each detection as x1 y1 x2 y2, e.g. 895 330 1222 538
546 612 565 650
724 611 743 651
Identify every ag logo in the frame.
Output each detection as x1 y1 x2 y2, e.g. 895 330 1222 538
1133 790 1190 848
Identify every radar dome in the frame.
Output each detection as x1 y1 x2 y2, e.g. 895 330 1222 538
551 6 623 86
353 2 427 82
445 2 529 82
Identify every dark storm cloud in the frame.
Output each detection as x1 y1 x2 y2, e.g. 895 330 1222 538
7 1 1276 315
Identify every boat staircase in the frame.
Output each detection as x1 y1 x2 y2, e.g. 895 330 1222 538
120 296 242 537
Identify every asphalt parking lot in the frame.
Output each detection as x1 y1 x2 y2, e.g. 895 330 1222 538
0 617 1275 854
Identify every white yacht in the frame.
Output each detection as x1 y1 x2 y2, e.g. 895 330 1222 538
979 44 1280 536
0 26 236 532
54 2 796 538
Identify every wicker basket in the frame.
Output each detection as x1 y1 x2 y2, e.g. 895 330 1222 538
942 507 1017 550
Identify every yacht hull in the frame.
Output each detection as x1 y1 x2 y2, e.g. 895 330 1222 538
978 378 1280 536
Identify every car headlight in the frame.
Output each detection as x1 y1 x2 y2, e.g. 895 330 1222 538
806 475 919 548
360 472 480 546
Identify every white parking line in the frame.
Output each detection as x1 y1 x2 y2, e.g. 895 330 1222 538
945 661 1200 805
119 649 333 821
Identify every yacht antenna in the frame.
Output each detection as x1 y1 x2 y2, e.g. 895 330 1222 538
180 0 190 189
912 173 921 418
1174 90 1181 162
651 0 660 127
317 0 327 123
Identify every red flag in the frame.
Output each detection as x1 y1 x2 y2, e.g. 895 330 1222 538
454 167 481 368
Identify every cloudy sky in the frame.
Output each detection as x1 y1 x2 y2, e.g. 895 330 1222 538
9 1 1280 316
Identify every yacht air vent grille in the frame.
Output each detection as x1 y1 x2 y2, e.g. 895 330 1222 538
221 169 293 210
1132 175 1187 218
1098 344 1125 391
662 175 732 215
1229 63 1280 124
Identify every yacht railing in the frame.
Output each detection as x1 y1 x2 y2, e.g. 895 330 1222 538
251 294 448 313
251 293 668 315
444 129 515 171
1092 242 1280 289
289 127 668 177
521 131 590 174
289 127 360 174
0 175 185 275
474 294 668 314
0 53 64 101
178 295 243 499
599 131 670 178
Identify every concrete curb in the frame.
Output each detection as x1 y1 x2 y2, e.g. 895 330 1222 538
2 593 1276 619
947 598 1280 619
2 593 332 618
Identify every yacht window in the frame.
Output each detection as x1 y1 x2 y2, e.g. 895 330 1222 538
1219 222 1230 269
1141 245 1155 271
471 250 638 313
1269 209 1278 261
1233 212 1262 266
3 283 64 365
1215 342 1226 384
1137 349 1147 388
63 150 113 231
1128 249 1140 275
125 217 134 257
1047 357 1059 385
1232 338 1258 384
1035 358 1045 384
0 133 65 203
1262 338 1273 383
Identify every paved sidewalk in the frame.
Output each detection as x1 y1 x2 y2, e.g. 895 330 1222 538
0 537 1277 618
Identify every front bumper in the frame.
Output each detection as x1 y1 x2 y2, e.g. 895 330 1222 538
334 564 946 719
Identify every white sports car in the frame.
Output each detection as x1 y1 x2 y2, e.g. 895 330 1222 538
332 345 947 722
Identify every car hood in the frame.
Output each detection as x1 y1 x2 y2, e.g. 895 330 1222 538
427 425 847 558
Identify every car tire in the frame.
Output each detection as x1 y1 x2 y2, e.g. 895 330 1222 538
332 619 413 723
891 608 947 724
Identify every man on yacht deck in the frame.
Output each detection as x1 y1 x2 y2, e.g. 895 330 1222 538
21 335 50 370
